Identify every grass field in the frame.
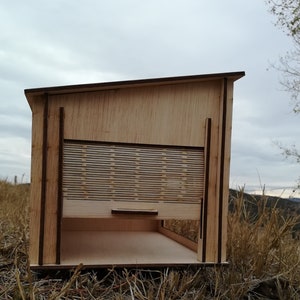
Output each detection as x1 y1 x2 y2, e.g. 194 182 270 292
0 179 300 299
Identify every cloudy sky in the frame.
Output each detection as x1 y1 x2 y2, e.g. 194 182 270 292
0 1 299 197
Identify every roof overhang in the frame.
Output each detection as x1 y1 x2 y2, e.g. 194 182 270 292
25 71 245 108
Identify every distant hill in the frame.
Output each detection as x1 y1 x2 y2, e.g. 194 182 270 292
229 188 300 232
229 188 300 214
290 197 300 203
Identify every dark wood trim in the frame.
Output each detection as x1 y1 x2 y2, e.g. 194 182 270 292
202 118 211 262
30 261 229 270
111 208 158 216
218 78 228 263
199 198 204 239
25 71 245 98
56 107 64 264
38 93 49 265
64 138 204 150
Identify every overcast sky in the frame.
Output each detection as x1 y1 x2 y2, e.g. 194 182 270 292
0 1 299 197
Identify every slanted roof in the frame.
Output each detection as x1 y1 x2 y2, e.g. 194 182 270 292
25 71 245 107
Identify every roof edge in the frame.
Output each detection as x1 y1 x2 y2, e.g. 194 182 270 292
25 71 245 98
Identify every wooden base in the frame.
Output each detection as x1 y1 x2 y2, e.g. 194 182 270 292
60 231 199 267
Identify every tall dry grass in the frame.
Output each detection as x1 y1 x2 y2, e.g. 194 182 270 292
0 180 30 299
0 180 300 299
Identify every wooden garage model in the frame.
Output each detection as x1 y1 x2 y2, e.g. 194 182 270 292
25 71 244 268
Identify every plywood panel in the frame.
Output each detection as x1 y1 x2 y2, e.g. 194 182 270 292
26 74 241 267
50 81 222 147
62 218 159 231
61 231 198 266
63 200 201 219
28 96 44 264
43 103 60 264
202 79 233 263
204 88 224 262
158 226 197 252
63 141 204 204
220 80 234 262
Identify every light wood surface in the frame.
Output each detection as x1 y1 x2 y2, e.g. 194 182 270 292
63 141 204 205
42 103 60 263
61 231 198 266
158 226 197 252
49 81 222 147
220 80 234 262
26 74 244 266
28 96 44 264
63 200 201 219
62 218 159 231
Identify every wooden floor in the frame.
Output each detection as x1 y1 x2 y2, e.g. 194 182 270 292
61 231 198 266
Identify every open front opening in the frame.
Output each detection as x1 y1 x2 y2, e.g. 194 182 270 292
59 140 204 266
60 218 199 267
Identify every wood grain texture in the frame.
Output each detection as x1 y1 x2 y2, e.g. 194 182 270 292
62 218 159 231
63 141 204 206
158 226 197 252
63 200 201 219
28 96 45 265
42 101 60 264
25 71 245 102
49 81 222 147
220 80 234 262
26 74 242 266
203 81 224 263
60 231 198 266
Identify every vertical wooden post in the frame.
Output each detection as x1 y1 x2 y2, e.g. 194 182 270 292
218 78 228 263
200 118 211 262
38 93 49 265
56 107 64 264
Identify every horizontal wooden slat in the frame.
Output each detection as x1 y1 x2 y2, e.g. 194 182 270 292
63 200 201 219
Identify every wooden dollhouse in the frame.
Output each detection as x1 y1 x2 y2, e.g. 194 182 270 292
25 71 244 268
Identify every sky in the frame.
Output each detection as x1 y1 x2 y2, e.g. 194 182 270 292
0 0 299 198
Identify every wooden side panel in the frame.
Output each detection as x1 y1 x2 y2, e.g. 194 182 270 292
62 218 159 231
158 225 197 252
203 81 224 263
217 78 227 263
28 96 44 265
220 80 234 262
50 81 222 147
202 79 234 263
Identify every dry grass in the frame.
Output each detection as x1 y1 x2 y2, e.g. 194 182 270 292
1 180 300 299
